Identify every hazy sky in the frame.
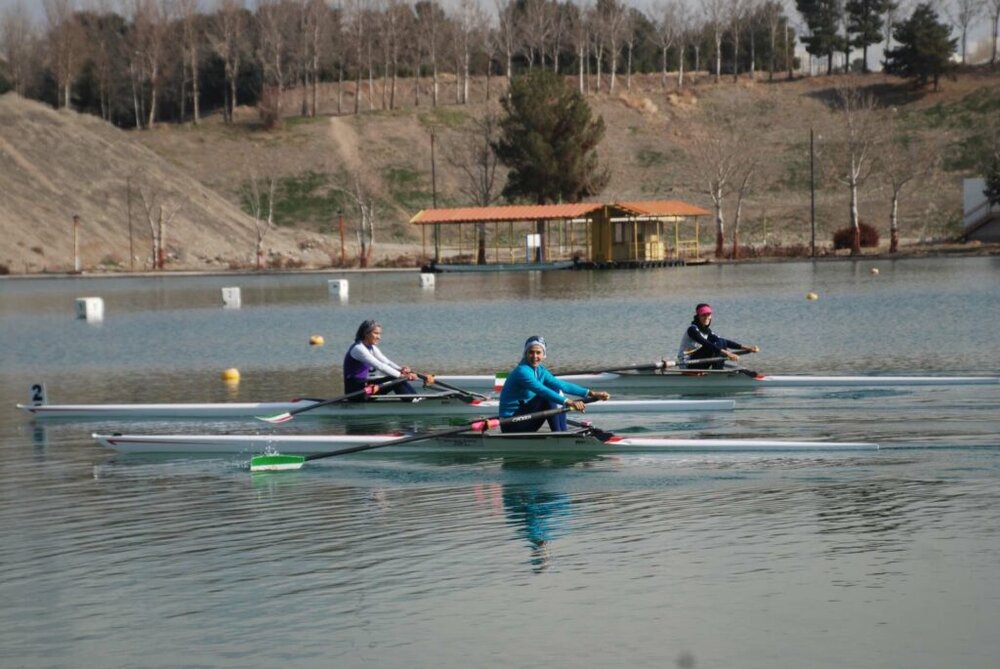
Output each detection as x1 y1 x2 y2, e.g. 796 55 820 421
0 0 994 61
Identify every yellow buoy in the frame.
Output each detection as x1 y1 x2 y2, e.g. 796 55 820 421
870 267 880 275
309 335 325 346
806 292 819 300
221 368 241 382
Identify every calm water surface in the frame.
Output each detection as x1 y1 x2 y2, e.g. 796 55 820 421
1 257 998 668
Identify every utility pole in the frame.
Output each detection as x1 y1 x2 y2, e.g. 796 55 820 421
810 127 816 258
72 214 81 272
431 131 440 262
126 177 135 272
338 209 345 265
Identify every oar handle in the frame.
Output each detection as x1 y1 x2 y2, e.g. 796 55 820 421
417 373 489 400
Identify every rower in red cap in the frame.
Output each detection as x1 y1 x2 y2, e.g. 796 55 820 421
677 303 759 369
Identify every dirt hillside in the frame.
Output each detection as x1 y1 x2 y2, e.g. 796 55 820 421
1 71 997 274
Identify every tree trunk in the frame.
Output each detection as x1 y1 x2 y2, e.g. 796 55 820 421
850 182 861 255
889 195 899 253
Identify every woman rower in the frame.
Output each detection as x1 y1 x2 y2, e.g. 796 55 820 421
343 319 432 400
677 303 759 370
498 335 610 432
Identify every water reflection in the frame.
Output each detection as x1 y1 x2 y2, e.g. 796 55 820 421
498 484 572 573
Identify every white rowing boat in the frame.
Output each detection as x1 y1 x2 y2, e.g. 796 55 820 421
17 395 734 420
92 428 878 455
435 370 1000 393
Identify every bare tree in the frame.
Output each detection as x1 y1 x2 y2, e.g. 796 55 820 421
44 0 83 109
137 180 180 270
687 101 755 258
988 0 1000 64
762 0 783 80
730 151 760 259
828 84 881 255
494 0 519 90
1 3 37 97
565 1 588 92
240 171 277 269
702 0 726 83
178 0 202 124
600 0 628 93
131 0 170 128
448 108 501 263
729 0 747 81
257 0 296 125
417 0 446 106
520 0 552 69
948 0 985 65
208 0 247 124
880 114 937 253
653 0 679 89
338 178 378 267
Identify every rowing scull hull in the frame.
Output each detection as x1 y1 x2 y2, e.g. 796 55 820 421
17 397 733 420
435 372 1000 393
93 430 878 455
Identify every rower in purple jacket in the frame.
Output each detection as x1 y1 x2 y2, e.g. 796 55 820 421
343 319 432 400
677 303 759 370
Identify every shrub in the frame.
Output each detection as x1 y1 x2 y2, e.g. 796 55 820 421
832 222 880 250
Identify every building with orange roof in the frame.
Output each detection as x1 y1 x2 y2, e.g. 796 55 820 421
410 200 710 270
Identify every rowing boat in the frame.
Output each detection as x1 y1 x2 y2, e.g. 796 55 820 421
92 428 878 455
435 370 1000 393
17 394 734 420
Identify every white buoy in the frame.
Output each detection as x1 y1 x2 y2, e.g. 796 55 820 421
328 279 349 300
870 267 880 275
75 297 104 322
806 292 819 301
419 273 436 288
222 287 241 309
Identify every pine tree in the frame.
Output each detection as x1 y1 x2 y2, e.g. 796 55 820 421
846 0 896 73
493 70 610 204
796 0 846 74
884 3 956 91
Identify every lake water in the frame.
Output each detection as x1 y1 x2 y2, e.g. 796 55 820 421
1 257 998 668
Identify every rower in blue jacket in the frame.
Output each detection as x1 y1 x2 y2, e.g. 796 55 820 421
678 303 759 369
499 336 610 432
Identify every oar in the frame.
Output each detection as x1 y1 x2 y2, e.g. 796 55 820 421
554 360 672 377
250 402 593 472
416 372 489 401
554 356 732 377
255 377 410 424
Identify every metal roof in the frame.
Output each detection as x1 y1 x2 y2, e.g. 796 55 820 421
410 203 604 225
615 200 712 217
410 200 709 225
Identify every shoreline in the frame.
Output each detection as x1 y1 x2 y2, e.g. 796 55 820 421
2 243 997 281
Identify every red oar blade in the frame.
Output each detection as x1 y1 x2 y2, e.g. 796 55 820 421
256 412 293 424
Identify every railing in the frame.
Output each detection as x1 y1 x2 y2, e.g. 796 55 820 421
963 197 999 229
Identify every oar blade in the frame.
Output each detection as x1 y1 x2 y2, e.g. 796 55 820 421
250 454 306 471
255 412 293 424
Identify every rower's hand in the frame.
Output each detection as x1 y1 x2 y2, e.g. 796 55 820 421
421 373 436 386
725 350 741 362
587 391 611 402
746 345 760 354
403 371 418 381
565 399 587 412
